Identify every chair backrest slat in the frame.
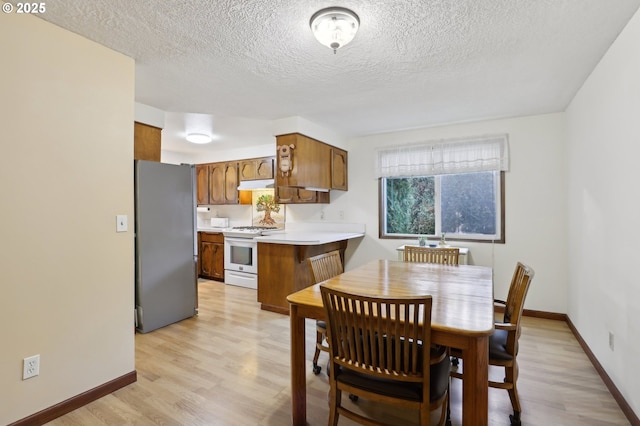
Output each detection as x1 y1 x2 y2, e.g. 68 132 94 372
307 250 344 283
503 262 534 336
404 246 460 265
321 286 432 383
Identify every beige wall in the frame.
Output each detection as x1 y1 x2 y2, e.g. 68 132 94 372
566 7 640 415
0 13 135 424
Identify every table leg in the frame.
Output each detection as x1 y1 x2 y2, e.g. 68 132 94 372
290 305 307 426
461 336 489 426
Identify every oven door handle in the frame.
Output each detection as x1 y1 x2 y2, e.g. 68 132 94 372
224 237 257 244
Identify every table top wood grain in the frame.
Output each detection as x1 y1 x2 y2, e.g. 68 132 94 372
287 259 495 336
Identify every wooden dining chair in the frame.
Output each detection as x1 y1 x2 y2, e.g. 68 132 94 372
450 262 535 426
404 246 460 265
307 250 344 375
404 245 461 372
320 286 450 426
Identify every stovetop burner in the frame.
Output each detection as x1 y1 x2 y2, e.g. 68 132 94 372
223 225 281 238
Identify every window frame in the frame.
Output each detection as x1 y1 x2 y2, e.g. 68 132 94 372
378 171 505 243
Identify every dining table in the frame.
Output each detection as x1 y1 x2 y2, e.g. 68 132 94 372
286 259 495 426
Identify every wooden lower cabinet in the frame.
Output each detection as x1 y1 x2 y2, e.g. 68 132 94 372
257 240 347 314
199 232 224 281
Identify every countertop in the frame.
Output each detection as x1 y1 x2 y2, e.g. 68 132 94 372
197 222 367 245
197 227 227 233
255 231 364 246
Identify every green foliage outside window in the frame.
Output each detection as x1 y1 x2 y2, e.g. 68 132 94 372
386 177 435 235
383 171 501 241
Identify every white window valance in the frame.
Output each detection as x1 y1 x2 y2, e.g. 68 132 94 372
375 134 509 178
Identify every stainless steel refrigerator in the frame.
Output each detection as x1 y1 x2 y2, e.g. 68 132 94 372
134 160 197 333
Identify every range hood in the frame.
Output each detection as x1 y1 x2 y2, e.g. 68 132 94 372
237 179 275 190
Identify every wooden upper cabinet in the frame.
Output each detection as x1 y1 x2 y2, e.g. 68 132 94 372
208 163 225 204
196 164 210 205
275 186 329 204
206 162 239 205
275 133 348 192
275 186 330 204
331 148 348 190
134 122 161 161
239 160 256 181
240 157 274 181
224 162 239 204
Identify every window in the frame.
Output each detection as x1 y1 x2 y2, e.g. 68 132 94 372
376 134 508 243
380 171 504 242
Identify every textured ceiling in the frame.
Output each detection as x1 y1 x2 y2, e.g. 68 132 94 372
36 0 640 153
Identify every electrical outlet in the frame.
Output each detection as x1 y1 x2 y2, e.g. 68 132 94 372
320 209 325 220
23 354 40 380
339 210 344 220
609 332 614 351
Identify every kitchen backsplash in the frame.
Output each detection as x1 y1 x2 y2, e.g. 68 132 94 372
196 205 251 229
250 189 285 228
196 189 285 229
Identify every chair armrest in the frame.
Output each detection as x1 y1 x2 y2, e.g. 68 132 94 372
494 322 517 331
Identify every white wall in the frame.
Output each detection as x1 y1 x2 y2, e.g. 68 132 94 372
0 13 135 424
272 116 348 149
565 7 640 415
135 102 165 129
291 113 568 313
162 143 275 165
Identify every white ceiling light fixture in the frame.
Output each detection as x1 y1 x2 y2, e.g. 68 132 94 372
186 133 213 144
310 7 359 54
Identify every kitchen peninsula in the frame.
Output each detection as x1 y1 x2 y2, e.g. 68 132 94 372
255 223 364 314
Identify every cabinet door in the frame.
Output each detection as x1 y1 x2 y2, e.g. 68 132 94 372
208 163 225 204
239 160 256 181
256 157 274 179
224 162 239 204
239 157 274 181
200 236 224 281
297 189 319 203
196 164 210 205
275 186 296 203
211 243 224 280
331 148 348 190
134 122 161 162
200 241 215 277
275 187 329 204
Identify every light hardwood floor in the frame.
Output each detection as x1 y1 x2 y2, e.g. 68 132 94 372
47 279 630 425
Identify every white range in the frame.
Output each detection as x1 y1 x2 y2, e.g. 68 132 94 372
222 226 279 289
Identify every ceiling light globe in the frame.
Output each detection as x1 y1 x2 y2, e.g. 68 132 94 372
310 7 359 53
186 133 213 144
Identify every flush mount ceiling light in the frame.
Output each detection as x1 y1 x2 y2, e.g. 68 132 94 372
186 133 213 144
310 7 359 53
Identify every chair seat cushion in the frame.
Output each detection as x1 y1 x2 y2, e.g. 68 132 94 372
489 328 514 361
336 346 450 402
